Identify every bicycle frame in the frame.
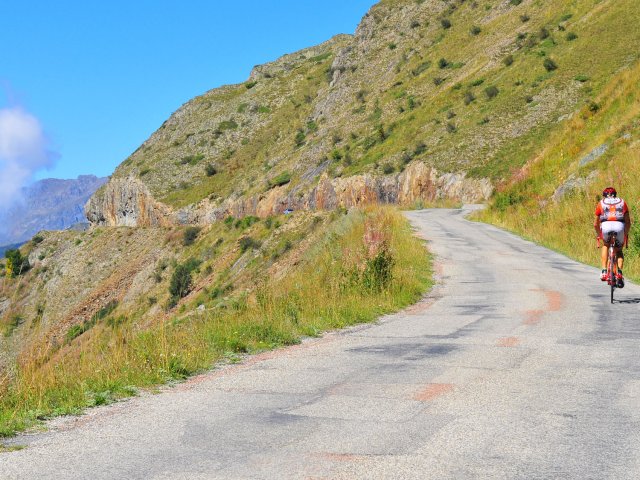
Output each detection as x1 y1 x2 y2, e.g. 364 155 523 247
606 232 618 303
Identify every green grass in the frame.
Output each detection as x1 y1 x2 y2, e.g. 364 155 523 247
477 60 640 280
0 206 432 437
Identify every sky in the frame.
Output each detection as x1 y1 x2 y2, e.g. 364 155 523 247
0 0 376 207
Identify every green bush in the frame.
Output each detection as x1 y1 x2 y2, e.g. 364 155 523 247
510 0 523 5
32 234 44 245
520 14 530 22
218 120 238 131
438 58 450 69
412 61 431 77
441 18 452 29
235 216 260 230
566 32 578 41
362 247 394 291
463 91 476 105
239 236 261 253
543 58 558 71
245 81 257 89
169 260 200 300
205 164 217 176
269 171 292 188
484 86 500 99
470 25 481 36
183 227 201 246
503 54 514 67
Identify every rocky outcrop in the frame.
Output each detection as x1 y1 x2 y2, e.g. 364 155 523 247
87 162 492 227
85 177 171 227
168 162 493 225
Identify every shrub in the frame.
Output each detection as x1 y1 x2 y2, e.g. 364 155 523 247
410 20 420 29
574 74 589 82
5 249 29 277
566 32 578 41
503 54 514 66
438 58 449 69
539 27 550 40
235 216 259 230
446 110 456 119
414 142 427 156
441 18 452 29
543 58 558 71
388 43 397 50
520 14 530 22
169 260 200 300
382 164 395 174
239 236 261 253
182 227 201 246
269 171 292 188
362 247 394 291
484 86 500 99
245 81 257 89
470 25 481 36
32 234 44 245
411 61 431 77
525 95 534 103
294 130 306 147
139 168 150 176
510 0 523 5
478 117 490 125
180 153 205 165
446 122 457 133
433 77 444 86
205 163 217 176
463 91 476 105
470 78 485 87
218 120 238 131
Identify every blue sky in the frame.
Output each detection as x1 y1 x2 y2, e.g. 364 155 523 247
0 0 375 184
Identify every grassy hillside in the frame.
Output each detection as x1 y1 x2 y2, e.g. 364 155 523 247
477 59 640 280
0 206 431 436
98 0 640 213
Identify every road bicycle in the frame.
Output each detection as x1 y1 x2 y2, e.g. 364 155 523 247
600 232 621 304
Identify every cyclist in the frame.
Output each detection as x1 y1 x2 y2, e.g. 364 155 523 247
594 186 630 287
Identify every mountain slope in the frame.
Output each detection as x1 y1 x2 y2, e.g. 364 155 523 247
477 59 640 280
87 0 640 226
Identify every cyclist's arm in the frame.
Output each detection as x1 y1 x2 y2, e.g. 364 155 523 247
624 211 631 236
594 215 602 238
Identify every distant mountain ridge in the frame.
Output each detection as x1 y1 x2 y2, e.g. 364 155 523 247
0 175 108 245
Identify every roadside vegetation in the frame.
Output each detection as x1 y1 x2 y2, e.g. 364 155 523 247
0 206 431 436
477 60 640 281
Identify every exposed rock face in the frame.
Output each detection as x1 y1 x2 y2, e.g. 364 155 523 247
90 162 492 227
0 175 107 245
85 177 171 227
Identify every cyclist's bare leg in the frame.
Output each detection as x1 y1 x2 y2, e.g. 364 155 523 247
600 245 609 270
617 248 624 271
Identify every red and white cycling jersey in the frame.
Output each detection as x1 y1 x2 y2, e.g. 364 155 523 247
596 197 628 223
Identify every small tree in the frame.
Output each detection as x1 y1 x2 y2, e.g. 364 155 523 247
5 249 29 278
169 264 193 299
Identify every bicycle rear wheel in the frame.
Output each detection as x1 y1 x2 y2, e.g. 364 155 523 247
609 245 616 304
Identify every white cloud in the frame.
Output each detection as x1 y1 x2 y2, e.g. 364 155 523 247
0 107 57 209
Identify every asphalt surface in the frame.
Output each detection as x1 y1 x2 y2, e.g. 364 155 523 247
2 207 640 479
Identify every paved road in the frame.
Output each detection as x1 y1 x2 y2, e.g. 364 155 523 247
2 207 640 479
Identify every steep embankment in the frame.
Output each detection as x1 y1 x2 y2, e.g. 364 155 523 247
478 60 640 280
87 0 640 226
0 206 431 436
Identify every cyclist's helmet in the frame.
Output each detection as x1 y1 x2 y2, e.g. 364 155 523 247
603 187 617 198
